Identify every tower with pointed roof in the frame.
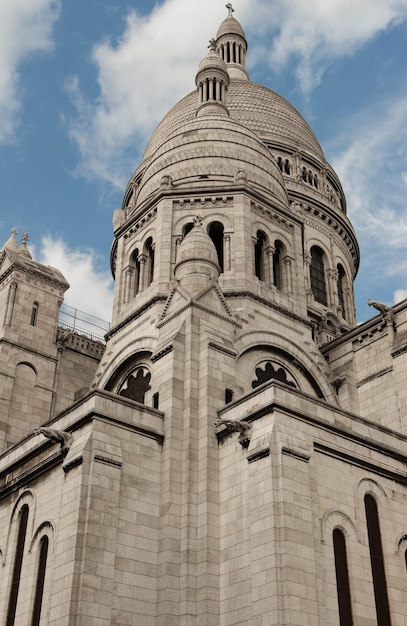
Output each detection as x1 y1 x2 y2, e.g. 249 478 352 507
1 7 407 626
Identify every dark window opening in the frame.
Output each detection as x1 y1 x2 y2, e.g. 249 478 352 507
333 528 353 626
30 302 39 327
145 237 155 286
284 159 291 174
337 264 346 320
252 362 296 389
364 494 392 626
254 230 267 281
119 368 151 404
310 246 327 305
314 174 318 188
302 167 308 182
273 241 283 290
183 223 194 238
132 248 140 296
225 389 233 404
208 221 224 272
7 504 29 626
31 535 49 626
277 156 283 172
153 392 159 409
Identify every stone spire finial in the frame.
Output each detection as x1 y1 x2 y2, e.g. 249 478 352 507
226 3 235 16
208 38 217 52
1 228 19 252
19 231 32 258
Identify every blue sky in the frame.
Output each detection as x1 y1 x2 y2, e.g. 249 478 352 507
1 0 407 325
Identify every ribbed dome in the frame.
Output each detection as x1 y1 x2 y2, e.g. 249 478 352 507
135 114 288 206
216 15 247 40
141 81 325 167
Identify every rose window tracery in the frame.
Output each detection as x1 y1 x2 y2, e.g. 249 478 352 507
252 361 297 390
119 367 151 403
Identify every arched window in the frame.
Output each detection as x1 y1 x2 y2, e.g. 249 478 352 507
337 264 346 320
273 241 284 290
31 535 49 626
119 367 151 404
131 248 140 296
144 237 155 287
254 230 268 282
208 221 224 272
364 494 391 626
314 174 319 189
277 156 283 172
7 504 29 626
183 222 194 238
30 301 39 327
302 167 308 182
284 159 291 175
333 528 353 625
310 246 327 305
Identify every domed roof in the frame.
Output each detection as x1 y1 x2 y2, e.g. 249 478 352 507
216 15 247 40
135 113 288 206
175 219 220 272
141 80 325 167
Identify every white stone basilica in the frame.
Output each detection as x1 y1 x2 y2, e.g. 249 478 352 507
0 7 407 626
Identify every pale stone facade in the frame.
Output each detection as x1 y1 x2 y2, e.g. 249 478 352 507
0 8 406 626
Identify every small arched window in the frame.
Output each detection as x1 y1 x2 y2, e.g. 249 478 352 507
277 156 283 172
31 535 49 626
273 241 284 290
314 174 319 189
337 264 346 320
208 221 224 272
30 302 39 327
302 167 308 182
333 528 353 626
254 230 268 282
131 248 140 296
284 159 291 175
183 222 194 238
364 494 391 626
7 504 29 626
310 246 327 305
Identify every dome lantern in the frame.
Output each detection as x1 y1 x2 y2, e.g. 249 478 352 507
195 38 230 117
216 4 249 81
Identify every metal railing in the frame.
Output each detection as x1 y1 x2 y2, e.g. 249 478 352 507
58 303 110 342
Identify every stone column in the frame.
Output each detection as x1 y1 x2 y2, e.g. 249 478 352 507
266 245 275 286
224 233 232 272
4 281 17 326
138 254 147 292
284 256 293 294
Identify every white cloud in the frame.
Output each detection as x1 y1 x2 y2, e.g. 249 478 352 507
0 0 60 144
38 236 113 330
66 0 407 187
394 289 407 304
247 0 407 93
331 94 407 247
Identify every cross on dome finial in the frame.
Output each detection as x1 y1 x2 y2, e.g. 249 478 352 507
21 232 29 247
193 215 203 228
226 3 234 17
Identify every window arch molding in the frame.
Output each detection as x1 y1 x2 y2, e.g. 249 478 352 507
355 477 387 529
28 521 55 626
6 491 36 561
253 227 271 283
104 350 154 406
308 242 330 306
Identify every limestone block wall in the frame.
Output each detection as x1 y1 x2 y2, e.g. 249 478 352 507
216 382 407 625
0 391 163 626
324 300 407 432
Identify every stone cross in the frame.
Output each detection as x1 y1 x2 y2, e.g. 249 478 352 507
226 3 234 16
